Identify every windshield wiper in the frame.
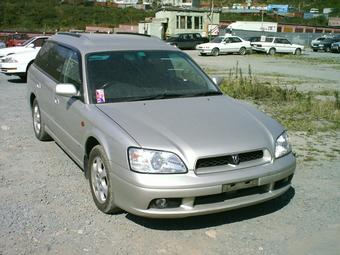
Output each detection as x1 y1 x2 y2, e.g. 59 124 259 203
128 93 185 102
184 91 223 97
106 91 223 103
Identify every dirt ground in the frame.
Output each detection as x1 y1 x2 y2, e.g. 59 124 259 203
0 51 339 255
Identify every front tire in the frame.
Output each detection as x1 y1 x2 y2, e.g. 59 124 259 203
211 48 220 56
32 99 52 141
89 145 120 214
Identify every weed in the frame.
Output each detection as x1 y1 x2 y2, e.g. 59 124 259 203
220 65 340 132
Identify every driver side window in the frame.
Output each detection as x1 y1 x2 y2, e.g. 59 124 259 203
61 51 82 89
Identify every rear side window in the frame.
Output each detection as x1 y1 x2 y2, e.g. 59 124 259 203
35 42 82 87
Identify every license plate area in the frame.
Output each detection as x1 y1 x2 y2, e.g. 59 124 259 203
222 179 258 192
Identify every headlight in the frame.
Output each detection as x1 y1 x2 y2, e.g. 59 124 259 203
275 131 292 158
4 57 18 63
128 148 187 174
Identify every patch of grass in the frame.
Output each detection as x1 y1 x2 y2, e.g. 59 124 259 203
272 55 340 66
303 156 317 161
220 63 340 133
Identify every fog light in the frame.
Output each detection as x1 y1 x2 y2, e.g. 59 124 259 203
154 198 168 209
149 198 182 209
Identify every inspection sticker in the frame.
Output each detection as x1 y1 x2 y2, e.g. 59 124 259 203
96 89 105 103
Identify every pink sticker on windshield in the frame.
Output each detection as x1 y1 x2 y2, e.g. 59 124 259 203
96 89 105 103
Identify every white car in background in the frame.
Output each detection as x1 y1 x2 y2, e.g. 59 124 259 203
251 37 304 55
0 36 49 80
1 47 42 80
196 35 252 56
0 36 49 58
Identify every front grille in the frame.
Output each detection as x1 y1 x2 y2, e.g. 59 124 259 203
196 150 263 169
194 185 269 206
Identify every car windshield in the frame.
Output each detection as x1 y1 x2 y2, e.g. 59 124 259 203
22 37 36 46
87 51 221 104
211 37 224 43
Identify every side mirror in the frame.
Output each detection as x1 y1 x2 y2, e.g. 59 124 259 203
27 43 35 48
55 83 78 97
211 76 224 86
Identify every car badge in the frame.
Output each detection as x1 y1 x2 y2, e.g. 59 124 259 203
231 154 240 165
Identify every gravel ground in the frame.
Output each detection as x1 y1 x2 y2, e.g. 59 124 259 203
0 52 340 255
187 49 340 92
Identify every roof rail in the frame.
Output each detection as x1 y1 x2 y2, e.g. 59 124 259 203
57 32 82 38
116 32 150 37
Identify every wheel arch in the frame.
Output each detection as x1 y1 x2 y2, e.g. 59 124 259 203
84 136 101 178
30 93 36 109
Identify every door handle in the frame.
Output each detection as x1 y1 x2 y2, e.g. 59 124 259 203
54 97 60 104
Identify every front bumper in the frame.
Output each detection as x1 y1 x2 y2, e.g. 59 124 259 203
197 48 213 54
331 45 340 52
0 62 26 75
251 46 267 53
112 153 296 218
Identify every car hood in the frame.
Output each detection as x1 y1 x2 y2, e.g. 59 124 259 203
196 43 220 48
9 49 40 60
96 96 283 167
0 46 34 57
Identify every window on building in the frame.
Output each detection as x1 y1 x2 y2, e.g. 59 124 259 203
187 16 192 29
200 17 203 29
180 16 186 29
176 16 180 29
194 17 199 29
295 28 303 33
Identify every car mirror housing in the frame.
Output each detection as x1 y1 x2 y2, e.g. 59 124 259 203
211 76 224 86
55 83 78 97
27 43 35 48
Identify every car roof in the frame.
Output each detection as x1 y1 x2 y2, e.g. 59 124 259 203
49 33 179 54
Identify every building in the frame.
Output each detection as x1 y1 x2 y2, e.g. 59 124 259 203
139 7 220 39
267 4 289 14
161 0 200 8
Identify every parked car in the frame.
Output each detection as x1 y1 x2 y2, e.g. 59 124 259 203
5 33 29 47
310 36 331 51
311 37 340 52
331 41 340 53
0 36 49 58
196 35 252 56
27 33 295 218
0 40 5 49
251 37 304 55
0 48 42 80
166 33 209 50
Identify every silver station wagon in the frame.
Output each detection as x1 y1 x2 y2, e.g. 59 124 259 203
27 33 296 218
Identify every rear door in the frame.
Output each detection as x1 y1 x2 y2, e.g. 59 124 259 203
32 42 60 132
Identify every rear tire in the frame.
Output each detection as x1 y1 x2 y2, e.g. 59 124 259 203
294 48 301 55
211 48 219 56
89 145 121 214
239 47 247 55
32 99 52 141
268 48 276 55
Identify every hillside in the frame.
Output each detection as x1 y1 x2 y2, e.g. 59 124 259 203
0 0 339 32
0 0 153 32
